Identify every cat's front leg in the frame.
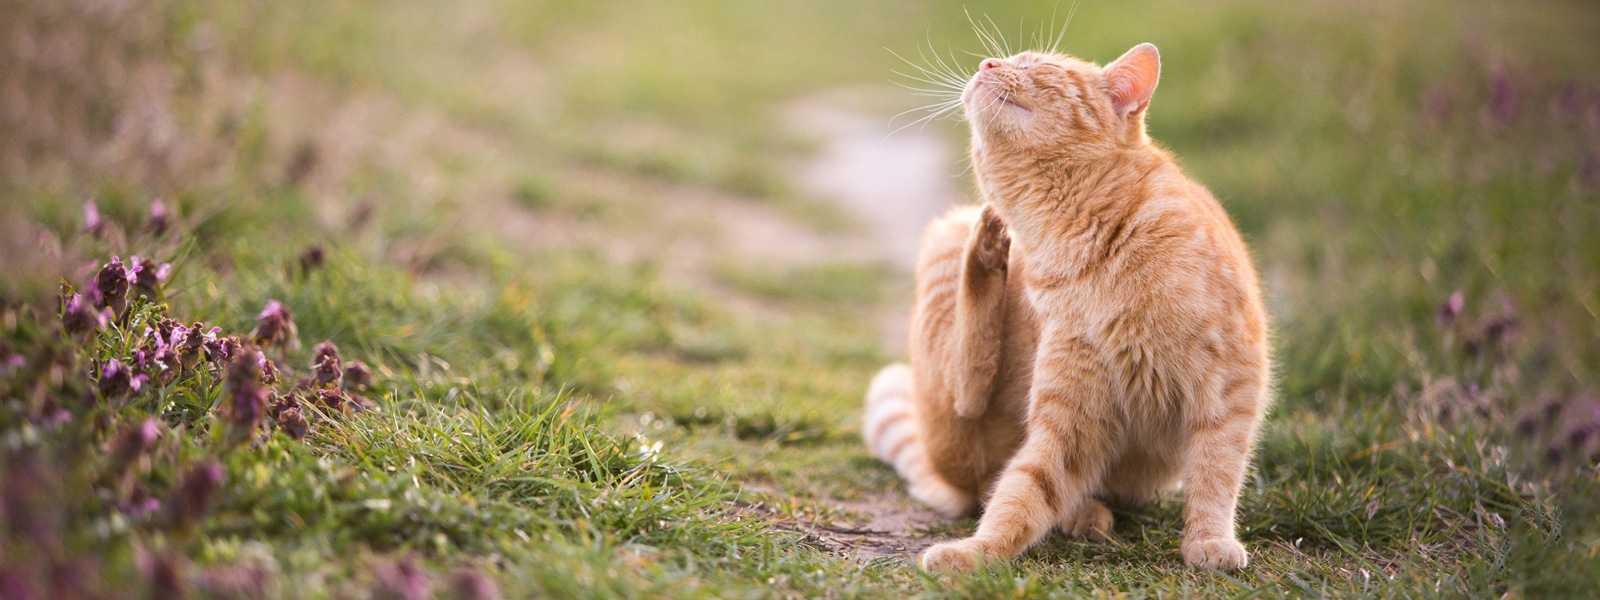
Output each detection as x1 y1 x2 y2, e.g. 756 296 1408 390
1179 370 1266 570
922 333 1114 573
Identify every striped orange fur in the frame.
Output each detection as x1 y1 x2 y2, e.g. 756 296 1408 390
865 43 1272 572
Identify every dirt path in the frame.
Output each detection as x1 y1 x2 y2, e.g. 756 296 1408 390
785 94 966 272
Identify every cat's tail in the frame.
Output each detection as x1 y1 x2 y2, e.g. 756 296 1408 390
864 363 974 517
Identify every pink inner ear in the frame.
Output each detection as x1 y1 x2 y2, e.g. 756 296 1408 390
1105 43 1161 117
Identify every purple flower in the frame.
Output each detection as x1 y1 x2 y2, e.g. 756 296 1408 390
278 406 309 441
449 567 502 600
1484 67 1521 130
169 460 224 529
205 334 241 365
83 201 108 238
110 418 161 470
268 394 300 420
373 556 430 600
145 200 170 237
300 245 326 276
172 323 214 366
259 355 281 385
33 397 71 428
1436 291 1463 326
1483 301 1518 346
98 359 147 400
61 293 110 336
344 360 373 391
93 257 133 316
225 352 270 443
314 389 351 414
1551 80 1584 124
250 300 297 349
0 353 24 375
312 342 342 389
1567 422 1598 450
134 345 180 385
129 256 172 302
1514 412 1539 437
1544 444 1564 465
1540 397 1566 423
118 483 162 520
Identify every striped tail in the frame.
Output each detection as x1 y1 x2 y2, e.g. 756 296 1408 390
863 363 975 517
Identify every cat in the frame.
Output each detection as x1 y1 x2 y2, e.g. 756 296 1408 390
863 43 1271 572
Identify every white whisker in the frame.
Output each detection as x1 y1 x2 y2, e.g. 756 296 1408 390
1048 1 1080 55
890 48 967 89
965 8 1006 60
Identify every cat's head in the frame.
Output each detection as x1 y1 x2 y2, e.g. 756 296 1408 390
962 44 1160 154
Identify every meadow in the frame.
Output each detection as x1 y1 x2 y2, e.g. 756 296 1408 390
2 0 1598 597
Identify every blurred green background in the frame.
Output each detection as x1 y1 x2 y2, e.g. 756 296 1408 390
3 0 1599 597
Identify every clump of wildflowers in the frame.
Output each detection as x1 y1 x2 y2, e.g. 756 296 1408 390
93 257 132 316
258 354 281 385
128 257 172 302
277 406 309 440
250 300 296 350
61 293 110 337
169 460 224 529
98 359 147 401
223 351 270 444
171 323 218 369
313 389 352 415
311 342 342 389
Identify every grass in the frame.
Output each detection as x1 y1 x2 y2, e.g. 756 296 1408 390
2 0 1599 598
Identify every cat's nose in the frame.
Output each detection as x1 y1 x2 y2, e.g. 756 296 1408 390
979 58 1004 72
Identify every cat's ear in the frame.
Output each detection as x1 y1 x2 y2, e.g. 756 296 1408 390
1103 43 1161 118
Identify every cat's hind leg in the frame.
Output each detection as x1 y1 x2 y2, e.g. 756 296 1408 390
862 204 1014 517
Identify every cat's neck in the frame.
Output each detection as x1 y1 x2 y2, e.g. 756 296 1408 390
974 142 1171 253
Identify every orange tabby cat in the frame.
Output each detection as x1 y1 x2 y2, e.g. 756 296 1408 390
863 43 1271 572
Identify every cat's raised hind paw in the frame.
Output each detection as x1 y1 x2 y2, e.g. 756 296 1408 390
974 204 1010 273
1059 499 1114 541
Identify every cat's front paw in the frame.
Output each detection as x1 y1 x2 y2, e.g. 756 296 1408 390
1182 537 1248 570
920 539 986 573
